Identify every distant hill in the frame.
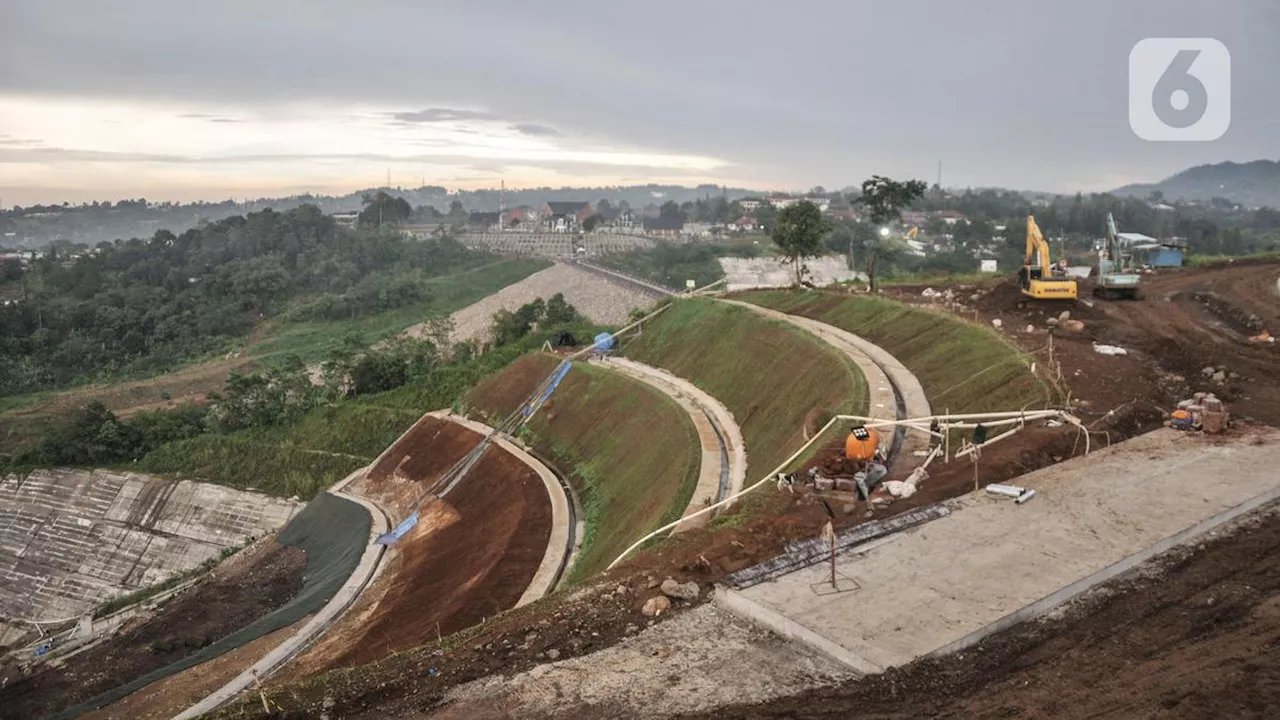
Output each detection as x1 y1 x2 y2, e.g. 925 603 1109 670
1113 159 1280 208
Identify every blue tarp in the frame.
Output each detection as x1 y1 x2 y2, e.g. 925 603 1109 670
376 510 420 545
593 332 616 352
524 360 572 418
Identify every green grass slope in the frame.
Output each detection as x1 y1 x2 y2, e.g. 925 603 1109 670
136 346 530 499
620 298 867 476
467 353 701 583
744 291 1056 412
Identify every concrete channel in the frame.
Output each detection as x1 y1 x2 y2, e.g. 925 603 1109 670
587 357 748 528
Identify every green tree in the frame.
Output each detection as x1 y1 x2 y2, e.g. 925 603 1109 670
755 203 777 233
771 201 832 286
854 175 927 293
358 191 412 228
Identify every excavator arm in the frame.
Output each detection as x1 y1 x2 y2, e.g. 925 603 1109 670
1025 214 1054 276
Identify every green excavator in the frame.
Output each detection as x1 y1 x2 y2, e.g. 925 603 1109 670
1094 212 1143 300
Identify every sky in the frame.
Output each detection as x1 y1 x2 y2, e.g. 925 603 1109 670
1 0 1277 206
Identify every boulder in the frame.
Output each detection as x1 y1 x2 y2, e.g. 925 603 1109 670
641 596 671 617
1063 319 1085 333
660 578 701 601
1059 310 1071 322
1202 366 1216 377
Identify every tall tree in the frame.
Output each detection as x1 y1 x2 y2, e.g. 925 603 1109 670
854 175 927 293
771 201 832 286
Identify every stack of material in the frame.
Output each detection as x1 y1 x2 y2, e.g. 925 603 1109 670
1201 395 1229 434
1172 392 1230 433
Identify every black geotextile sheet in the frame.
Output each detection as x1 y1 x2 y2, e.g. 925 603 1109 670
52 492 371 719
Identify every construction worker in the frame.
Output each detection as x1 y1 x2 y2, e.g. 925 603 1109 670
845 425 888 500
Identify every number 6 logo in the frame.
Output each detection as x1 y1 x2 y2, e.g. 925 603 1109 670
1129 38 1230 142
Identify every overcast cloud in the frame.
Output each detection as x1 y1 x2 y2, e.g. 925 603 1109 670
0 0 1277 204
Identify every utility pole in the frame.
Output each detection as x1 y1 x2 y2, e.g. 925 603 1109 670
937 160 942 189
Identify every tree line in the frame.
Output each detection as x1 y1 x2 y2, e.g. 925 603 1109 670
0 204 481 396
4 294 595 472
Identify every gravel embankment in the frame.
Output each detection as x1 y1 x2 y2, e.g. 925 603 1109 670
418 263 660 345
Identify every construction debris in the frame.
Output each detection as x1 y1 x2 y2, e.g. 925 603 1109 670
1092 343 1128 356
1169 393 1230 434
985 483 1037 504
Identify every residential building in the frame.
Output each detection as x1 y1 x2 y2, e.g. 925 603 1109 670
643 216 684 236
768 193 799 209
615 208 641 231
936 210 967 225
900 211 930 227
468 211 501 230
682 222 715 238
731 216 758 232
739 197 765 212
802 196 831 212
331 211 360 230
544 201 594 233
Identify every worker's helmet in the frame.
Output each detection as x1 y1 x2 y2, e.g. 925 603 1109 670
845 425 880 462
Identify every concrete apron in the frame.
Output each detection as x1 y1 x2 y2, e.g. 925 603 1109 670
717 427 1280 675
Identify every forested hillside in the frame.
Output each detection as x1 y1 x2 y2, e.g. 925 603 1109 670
0 205 488 396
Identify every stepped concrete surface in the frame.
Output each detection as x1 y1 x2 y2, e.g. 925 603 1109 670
587 357 748 529
719 427 1280 673
720 298 931 456
426 411 575 605
454 231 660 259
0 469 300 639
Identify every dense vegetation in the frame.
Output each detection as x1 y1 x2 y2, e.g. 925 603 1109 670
2 296 603 499
0 205 503 396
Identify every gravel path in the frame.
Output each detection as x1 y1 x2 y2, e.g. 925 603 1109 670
420 263 659 345
436 602 852 719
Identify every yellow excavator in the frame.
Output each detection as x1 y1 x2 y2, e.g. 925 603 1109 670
1017 214 1077 305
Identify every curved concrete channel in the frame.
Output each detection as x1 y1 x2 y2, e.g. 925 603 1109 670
173 478 391 720
174 412 574 718
715 297 932 458
427 411 579 602
587 357 748 530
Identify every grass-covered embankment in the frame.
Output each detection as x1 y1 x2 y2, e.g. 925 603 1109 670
744 291 1056 412
135 346 534 499
621 297 868 476
467 353 701 583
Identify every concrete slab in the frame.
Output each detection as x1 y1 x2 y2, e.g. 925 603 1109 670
731 428 1280 671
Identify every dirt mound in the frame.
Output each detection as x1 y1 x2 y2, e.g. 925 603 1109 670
0 541 305 720
299 415 552 671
